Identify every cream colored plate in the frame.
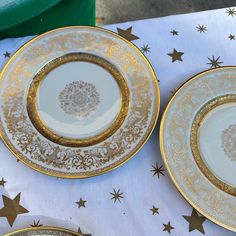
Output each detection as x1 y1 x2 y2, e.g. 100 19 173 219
160 67 236 232
4 227 81 236
0 26 160 178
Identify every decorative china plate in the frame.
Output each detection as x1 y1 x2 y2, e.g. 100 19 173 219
4 227 81 236
0 26 160 178
160 67 236 231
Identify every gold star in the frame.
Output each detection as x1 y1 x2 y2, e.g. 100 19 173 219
150 163 165 178
167 48 184 62
0 193 29 226
163 221 174 234
3 51 11 58
117 27 139 41
229 34 235 40
150 206 159 215
110 188 124 203
30 219 43 227
183 209 206 234
141 44 151 54
170 30 178 35
78 227 92 236
76 198 86 208
207 55 223 68
196 25 207 33
0 178 6 187
226 8 236 17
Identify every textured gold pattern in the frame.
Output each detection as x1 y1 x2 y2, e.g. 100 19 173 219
59 80 100 118
0 27 159 178
190 94 236 196
5 227 81 236
27 52 130 147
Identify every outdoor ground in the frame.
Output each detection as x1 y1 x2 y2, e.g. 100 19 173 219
97 0 236 25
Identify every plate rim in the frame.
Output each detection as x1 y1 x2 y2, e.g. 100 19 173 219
160 66 236 232
4 226 82 236
0 26 160 178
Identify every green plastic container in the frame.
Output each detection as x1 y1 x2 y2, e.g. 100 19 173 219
0 0 95 39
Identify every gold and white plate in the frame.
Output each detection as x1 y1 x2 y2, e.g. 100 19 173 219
160 67 236 231
0 26 160 178
4 227 81 236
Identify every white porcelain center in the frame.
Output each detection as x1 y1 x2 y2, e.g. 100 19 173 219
37 61 121 139
198 103 236 187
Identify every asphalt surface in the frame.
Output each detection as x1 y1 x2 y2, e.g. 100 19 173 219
97 0 236 25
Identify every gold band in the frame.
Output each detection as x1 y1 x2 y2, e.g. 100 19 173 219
27 52 130 147
4 226 81 236
190 94 236 196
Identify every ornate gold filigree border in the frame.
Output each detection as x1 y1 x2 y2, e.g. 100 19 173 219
190 94 236 196
160 66 236 232
4 226 82 236
27 52 130 147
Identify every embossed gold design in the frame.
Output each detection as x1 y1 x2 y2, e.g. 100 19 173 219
27 52 130 147
0 26 160 178
59 80 100 118
222 124 236 161
4 226 82 236
190 94 236 196
160 67 236 232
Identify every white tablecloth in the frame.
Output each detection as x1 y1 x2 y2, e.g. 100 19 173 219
0 6 236 236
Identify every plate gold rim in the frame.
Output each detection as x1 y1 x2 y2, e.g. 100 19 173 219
0 26 160 179
26 52 130 147
4 226 82 236
159 66 236 232
190 94 236 196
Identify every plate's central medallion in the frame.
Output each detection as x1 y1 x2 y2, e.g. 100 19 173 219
222 124 236 161
59 80 100 118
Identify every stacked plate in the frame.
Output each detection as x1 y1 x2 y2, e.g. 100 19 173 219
4 227 82 236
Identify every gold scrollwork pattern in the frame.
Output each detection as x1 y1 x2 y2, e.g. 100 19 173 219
190 94 236 196
5 227 80 236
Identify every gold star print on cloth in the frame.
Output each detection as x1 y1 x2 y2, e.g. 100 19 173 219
196 25 207 33
183 209 206 234
163 222 174 234
226 7 236 17
150 163 165 178
30 219 43 227
76 198 87 208
110 189 124 203
167 48 184 62
1 6 236 236
228 34 235 40
150 206 159 215
0 193 29 226
141 44 151 54
170 30 178 35
117 27 139 41
0 178 6 187
207 55 224 68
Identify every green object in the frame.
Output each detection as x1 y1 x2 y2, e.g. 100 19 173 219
0 0 95 39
